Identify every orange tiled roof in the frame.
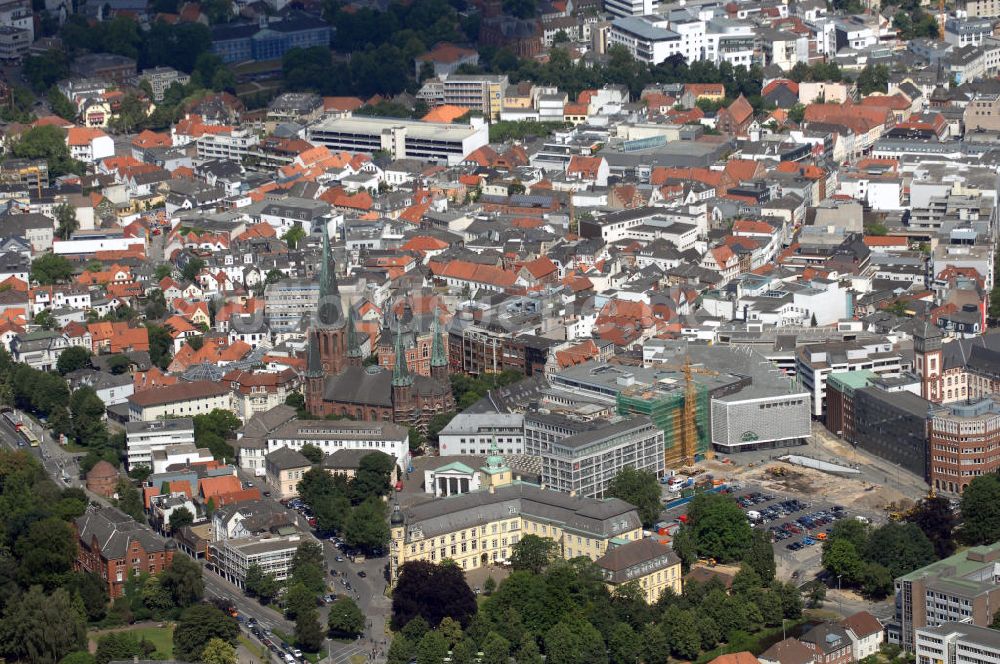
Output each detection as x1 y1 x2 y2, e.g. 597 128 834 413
421 105 470 123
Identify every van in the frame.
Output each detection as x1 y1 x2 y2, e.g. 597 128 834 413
747 510 761 522
285 654 296 664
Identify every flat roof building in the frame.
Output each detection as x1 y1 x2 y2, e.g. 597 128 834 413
307 116 489 166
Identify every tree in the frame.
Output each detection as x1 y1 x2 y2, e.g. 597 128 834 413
160 554 204 607
282 224 307 249
300 443 323 464
907 495 957 558
350 451 395 503
146 324 173 369
295 608 325 652
70 386 108 448
168 506 194 532
193 409 240 461
639 624 669 664
515 634 542 664
328 596 365 637
181 257 205 283
54 203 78 241
387 635 414 664
608 622 639 664
57 347 92 375
482 631 511 664
201 637 237 664
172 604 238 663
31 254 74 285
392 560 478 629
745 528 776 583
344 496 390 553
686 492 753 562
822 538 865 581
961 474 1000 545
0 586 86 664
417 630 448 664
33 309 56 330
856 63 889 95
668 610 700 660
605 467 662 527
114 478 145 521
284 583 315 620
291 540 326 594
509 534 559 574
11 126 82 177
154 264 174 281
95 632 150 664
244 563 280 604
807 583 826 608
862 522 935 579
544 617 607 664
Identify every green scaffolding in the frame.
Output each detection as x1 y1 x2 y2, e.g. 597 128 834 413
616 384 710 467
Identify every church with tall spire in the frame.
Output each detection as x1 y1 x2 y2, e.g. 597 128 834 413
303 238 454 431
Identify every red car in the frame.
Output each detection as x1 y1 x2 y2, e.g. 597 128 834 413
308 517 317 527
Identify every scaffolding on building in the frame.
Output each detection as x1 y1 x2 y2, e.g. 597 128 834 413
616 376 711 468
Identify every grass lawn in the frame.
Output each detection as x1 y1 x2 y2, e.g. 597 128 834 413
239 634 268 660
89 624 174 659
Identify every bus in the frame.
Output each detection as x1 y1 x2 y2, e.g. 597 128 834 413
19 427 39 447
1 410 21 432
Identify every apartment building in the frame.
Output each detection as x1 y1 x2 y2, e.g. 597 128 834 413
929 397 1000 495
417 75 507 120
127 381 234 422
544 416 665 498
962 0 1000 17
125 418 196 471
389 481 643 579
263 278 319 333
196 128 260 161
917 623 1000 664
134 67 191 102
438 413 525 457
264 447 311 500
604 0 658 17
895 542 1000 651
0 0 32 61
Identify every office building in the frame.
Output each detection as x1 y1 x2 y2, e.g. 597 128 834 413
210 533 304 588
438 413 525 457
607 16 680 65
604 0 658 17
544 416 665 498
125 418 196 471
210 12 331 63
917 623 1000 664
134 67 191 102
264 278 319 333
929 397 1000 495
307 116 489 166
126 381 233 422
854 386 931 481
796 339 906 418
895 542 1000 651
254 419 411 471
389 475 643 579
710 390 811 452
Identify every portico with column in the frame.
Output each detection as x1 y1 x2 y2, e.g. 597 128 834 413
425 461 481 497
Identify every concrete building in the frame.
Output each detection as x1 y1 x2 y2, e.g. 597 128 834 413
126 381 233 422
210 12 331 63
853 386 931 481
307 116 490 166
264 278 319 333
544 416 665 498
604 0 658 17
389 480 643 579
417 74 507 120
210 532 304 588
795 339 906 418
125 418 196 471
607 16 681 65
917 623 1000 664
929 397 1000 495
594 538 681 603
438 413 525 457
710 390 811 452
134 67 191 102
895 542 1000 651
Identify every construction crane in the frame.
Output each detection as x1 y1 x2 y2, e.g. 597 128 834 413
651 358 719 467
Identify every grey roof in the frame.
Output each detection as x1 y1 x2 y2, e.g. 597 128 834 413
399 482 641 541
240 404 298 438
595 538 680 583
553 416 655 451
270 418 408 441
125 418 195 434
324 448 394 470
265 446 311 470
76 506 172 560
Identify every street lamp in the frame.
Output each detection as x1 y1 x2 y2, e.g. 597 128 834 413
837 574 843 616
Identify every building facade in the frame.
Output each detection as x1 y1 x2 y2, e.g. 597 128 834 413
929 397 1000 495
594 538 681 603
210 533 303 588
439 413 525 457
125 418 196 471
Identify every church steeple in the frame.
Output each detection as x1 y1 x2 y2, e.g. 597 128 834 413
391 328 413 387
430 313 447 381
346 307 362 366
305 330 322 378
316 225 342 328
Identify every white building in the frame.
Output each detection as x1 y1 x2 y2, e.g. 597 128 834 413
210 533 304 588
196 128 259 161
126 381 234 422
796 339 906 417
438 413 525 456
308 116 489 166
604 0 658 18
916 623 1000 664
256 419 411 471
126 418 196 470
607 16 682 65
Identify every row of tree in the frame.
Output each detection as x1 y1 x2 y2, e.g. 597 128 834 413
387 537 800 664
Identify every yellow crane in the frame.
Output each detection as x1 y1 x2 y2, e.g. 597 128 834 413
652 358 719 467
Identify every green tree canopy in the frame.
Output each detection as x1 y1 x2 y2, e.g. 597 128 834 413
392 560 478 630
328 596 366 637
31 254 75 285
172 604 238 663
57 347 92 375
509 534 560 574
605 468 662 528
961 474 1000 545
685 492 753 562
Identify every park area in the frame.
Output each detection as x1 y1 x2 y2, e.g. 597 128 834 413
88 623 175 660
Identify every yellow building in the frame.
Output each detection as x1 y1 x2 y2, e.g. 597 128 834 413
594 538 682 604
389 471 644 580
